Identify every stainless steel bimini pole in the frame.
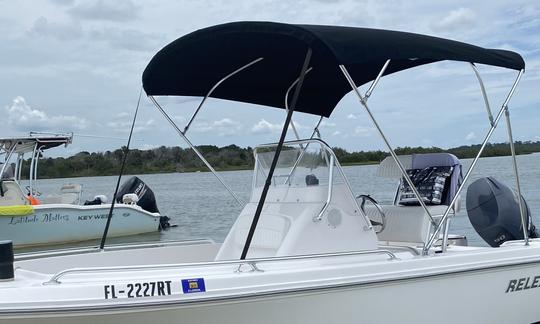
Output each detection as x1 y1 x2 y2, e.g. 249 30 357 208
470 63 495 126
424 69 525 253
339 62 437 227
33 146 43 192
183 57 264 135
0 145 17 181
149 96 244 206
504 71 529 245
13 154 20 183
285 67 314 142
28 142 38 197
149 58 265 206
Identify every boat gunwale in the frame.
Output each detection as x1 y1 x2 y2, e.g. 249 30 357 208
3 247 540 316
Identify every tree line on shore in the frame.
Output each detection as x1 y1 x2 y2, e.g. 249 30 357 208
23 141 540 179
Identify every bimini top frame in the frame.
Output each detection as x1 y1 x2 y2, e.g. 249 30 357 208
142 21 526 256
0 132 73 197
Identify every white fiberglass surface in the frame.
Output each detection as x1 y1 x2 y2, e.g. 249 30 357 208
217 141 377 260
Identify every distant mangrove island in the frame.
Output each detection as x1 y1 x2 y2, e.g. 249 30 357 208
23 141 540 179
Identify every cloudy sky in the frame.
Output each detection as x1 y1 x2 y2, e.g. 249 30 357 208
1 0 539 157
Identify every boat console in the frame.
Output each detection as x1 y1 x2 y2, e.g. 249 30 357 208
216 139 378 260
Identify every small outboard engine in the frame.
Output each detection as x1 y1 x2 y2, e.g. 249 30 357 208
84 194 108 205
466 177 539 247
116 176 159 214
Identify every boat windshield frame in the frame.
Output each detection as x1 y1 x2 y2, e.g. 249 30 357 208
253 138 373 226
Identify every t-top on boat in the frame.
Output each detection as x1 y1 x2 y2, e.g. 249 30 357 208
0 133 167 247
0 22 538 323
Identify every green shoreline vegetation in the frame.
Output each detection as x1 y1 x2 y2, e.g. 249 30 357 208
23 141 540 179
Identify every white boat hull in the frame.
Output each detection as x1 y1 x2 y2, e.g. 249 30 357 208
0 204 161 247
2 262 540 324
3 241 540 324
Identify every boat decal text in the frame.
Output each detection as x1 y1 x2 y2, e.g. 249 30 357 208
506 276 540 293
8 212 124 225
104 281 172 299
181 278 206 293
9 213 70 225
77 213 111 221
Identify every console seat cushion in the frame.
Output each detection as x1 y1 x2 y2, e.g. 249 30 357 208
234 213 291 250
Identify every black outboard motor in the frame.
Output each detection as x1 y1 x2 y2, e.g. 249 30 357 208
116 176 171 230
466 177 539 247
116 176 160 213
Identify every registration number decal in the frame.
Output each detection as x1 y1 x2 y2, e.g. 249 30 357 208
104 281 172 299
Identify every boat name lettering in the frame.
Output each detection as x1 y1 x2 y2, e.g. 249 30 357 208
104 281 172 299
8 215 38 225
506 276 540 293
41 213 69 223
78 213 110 221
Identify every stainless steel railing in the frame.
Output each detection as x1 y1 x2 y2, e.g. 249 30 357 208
44 248 401 284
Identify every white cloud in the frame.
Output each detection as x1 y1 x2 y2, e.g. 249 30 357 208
68 0 139 22
320 121 336 127
251 119 282 134
5 96 88 131
172 115 186 123
332 131 341 136
107 117 155 133
194 118 243 136
88 28 164 52
214 118 237 127
116 112 131 118
347 114 358 120
48 0 75 6
27 17 83 41
465 131 476 141
140 143 158 151
431 7 476 32
250 119 303 135
354 126 374 137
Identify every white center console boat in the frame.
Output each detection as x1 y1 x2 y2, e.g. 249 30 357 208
0 134 168 247
0 22 537 323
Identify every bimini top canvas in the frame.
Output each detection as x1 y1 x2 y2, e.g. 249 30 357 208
143 21 525 117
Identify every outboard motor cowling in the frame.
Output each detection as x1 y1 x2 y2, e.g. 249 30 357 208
116 176 159 214
466 177 538 247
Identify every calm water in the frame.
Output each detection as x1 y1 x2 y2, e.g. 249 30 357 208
24 153 540 252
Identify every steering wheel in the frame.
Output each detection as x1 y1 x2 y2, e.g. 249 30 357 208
356 194 386 234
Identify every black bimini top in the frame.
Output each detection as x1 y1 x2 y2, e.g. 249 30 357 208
143 21 525 117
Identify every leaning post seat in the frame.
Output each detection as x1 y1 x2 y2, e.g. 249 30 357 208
372 153 463 244
377 153 463 208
